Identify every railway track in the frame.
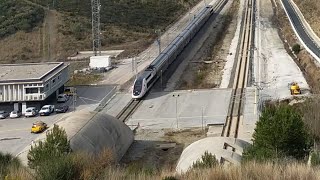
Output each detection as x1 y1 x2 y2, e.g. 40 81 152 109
222 0 255 138
116 0 229 123
116 99 142 122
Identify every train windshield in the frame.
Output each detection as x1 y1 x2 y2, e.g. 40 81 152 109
133 79 143 94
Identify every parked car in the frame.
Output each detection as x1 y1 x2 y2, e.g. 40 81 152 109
25 107 38 117
0 111 9 119
54 105 69 113
39 105 54 116
55 105 69 113
10 110 22 118
57 94 69 103
31 121 47 133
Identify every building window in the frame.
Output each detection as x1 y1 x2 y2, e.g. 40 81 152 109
52 79 55 83
40 87 44 93
58 75 60 80
25 88 38 94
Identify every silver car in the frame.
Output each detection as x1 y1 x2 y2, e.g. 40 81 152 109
0 111 9 119
10 110 22 118
25 107 38 117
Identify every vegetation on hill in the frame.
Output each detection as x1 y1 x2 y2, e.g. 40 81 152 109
243 104 312 162
0 0 44 38
0 0 200 63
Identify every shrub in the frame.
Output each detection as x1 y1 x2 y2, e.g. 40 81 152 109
311 151 320 166
162 176 178 180
36 155 77 180
27 124 71 169
292 44 301 54
192 151 219 169
243 104 312 162
0 152 21 179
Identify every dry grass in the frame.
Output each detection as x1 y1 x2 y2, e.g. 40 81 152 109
0 30 42 64
4 153 320 180
93 162 320 180
66 73 103 86
293 0 320 38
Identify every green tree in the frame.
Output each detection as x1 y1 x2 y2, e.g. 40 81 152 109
27 124 71 169
243 104 312 162
192 151 219 169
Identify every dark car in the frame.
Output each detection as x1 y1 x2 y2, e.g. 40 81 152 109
0 111 9 119
55 105 69 113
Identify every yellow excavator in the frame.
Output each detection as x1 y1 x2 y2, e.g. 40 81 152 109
290 82 301 95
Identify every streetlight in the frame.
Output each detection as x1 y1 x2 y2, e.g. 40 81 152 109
73 88 77 112
172 94 180 129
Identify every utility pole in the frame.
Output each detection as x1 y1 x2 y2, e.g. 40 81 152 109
73 88 77 112
173 94 180 129
155 29 161 55
92 0 101 56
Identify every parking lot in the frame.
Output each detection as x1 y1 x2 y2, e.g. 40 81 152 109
0 85 115 156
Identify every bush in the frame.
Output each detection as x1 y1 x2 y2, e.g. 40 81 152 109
310 151 320 166
192 151 219 169
0 152 21 179
27 124 71 169
292 44 301 54
36 155 77 180
243 104 312 162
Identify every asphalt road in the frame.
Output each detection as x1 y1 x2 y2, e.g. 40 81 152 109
282 0 320 58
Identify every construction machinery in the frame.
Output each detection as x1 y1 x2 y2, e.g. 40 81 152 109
290 82 301 95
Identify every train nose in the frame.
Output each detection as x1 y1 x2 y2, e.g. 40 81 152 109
133 91 140 96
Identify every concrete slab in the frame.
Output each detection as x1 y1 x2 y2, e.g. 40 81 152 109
102 93 132 117
238 87 257 141
127 89 232 129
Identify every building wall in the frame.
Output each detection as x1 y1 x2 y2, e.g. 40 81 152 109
0 67 69 103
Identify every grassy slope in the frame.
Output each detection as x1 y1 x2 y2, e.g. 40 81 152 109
293 0 320 37
0 0 200 63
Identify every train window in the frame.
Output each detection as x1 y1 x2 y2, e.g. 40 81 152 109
133 79 143 92
146 74 151 80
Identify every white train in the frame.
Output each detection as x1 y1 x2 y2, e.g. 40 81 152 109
132 5 214 99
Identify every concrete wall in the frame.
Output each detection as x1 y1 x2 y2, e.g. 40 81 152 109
67 111 134 161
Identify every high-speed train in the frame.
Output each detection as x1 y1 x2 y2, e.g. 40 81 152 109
132 5 214 99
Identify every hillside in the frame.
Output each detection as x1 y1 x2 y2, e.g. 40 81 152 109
0 0 200 63
293 0 320 37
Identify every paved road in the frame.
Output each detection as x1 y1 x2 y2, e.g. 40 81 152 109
0 85 116 156
282 0 320 58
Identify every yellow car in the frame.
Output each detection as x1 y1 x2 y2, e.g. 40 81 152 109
31 121 47 133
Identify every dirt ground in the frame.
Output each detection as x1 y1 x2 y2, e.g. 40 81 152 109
177 0 240 89
273 0 320 93
121 128 207 171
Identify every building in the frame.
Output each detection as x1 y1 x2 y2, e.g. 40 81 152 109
0 62 69 113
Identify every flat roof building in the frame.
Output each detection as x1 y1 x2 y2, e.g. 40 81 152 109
0 62 69 112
